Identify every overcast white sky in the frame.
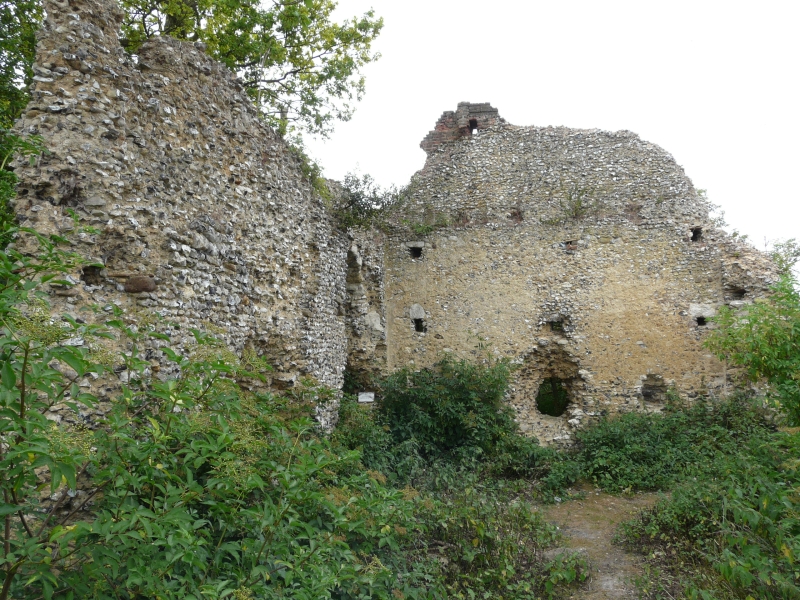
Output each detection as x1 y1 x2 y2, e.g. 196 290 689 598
305 0 799 249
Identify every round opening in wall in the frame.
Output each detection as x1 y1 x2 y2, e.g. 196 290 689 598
535 377 569 417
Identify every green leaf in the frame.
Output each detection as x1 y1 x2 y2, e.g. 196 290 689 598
0 503 20 516
1 359 16 390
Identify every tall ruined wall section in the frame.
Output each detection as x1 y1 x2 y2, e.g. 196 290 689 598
11 0 353 412
385 106 778 444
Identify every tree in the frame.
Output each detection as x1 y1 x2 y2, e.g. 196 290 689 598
769 238 800 277
119 0 383 136
1 0 44 241
0 0 40 131
706 275 800 424
333 171 401 229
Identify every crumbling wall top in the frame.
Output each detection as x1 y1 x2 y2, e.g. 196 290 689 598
420 101 503 155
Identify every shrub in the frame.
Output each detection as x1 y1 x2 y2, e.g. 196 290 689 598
621 430 800 599
574 395 773 493
0 133 45 247
706 274 800 425
378 358 512 458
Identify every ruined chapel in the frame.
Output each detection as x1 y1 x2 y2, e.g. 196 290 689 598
11 0 779 442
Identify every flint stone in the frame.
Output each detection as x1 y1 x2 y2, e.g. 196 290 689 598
124 276 157 293
409 303 425 320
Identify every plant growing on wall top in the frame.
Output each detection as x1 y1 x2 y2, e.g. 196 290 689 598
119 0 383 137
333 172 405 230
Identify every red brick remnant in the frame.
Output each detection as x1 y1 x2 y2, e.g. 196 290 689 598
420 102 502 155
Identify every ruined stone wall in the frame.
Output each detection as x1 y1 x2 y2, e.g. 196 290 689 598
10 0 779 443
343 229 388 387
386 105 778 444
11 0 352 422
420 102 503 155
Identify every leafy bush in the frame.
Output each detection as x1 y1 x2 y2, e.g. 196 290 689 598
621 430 800 599
379 359 509 457
573 395 773 493
0 133 46 247
706 274 800 425
332 172 403 230
417 472 576 600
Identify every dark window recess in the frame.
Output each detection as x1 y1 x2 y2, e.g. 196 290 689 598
641 375 668 403
469 118 478 134
409 247 423 259
728 287 746 300
413 318 427 333
536 377 569 417
81 265 103 285
550 320 564 332
691 227 703 242
696 316 707 326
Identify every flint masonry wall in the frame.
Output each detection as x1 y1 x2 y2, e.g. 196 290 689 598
385 104 779 444
12 0 778 443
11 0 354 424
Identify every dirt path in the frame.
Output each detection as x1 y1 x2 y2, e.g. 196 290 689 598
537 490 660 599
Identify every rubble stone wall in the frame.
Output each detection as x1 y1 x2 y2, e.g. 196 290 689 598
420 102 503 156
11 0 352 423
386 105 779 444
12 0 779 444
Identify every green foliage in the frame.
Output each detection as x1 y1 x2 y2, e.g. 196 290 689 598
0 0 40 131
621 429 800 599
0 133 46 247
559 186 595 220
416 471 582 599
571 395 773 494
706 275 800 424
0 227 433 599
400 214 450 237
119 0 383 136
770 238 800 276
376 358 550 477
332 172 403 230
404 221 435 236
331 363 592 598
0 0 46 247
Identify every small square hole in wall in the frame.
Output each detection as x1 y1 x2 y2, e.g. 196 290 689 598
563 240 577 252
413 318 427 333
409 247 423 259
550 320 564 332
691 227 703 242
81 265 103 285
696 316 707 326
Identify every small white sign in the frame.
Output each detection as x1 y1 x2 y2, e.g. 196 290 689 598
358 392 375 404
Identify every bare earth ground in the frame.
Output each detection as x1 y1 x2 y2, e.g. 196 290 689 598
537 490 661 599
